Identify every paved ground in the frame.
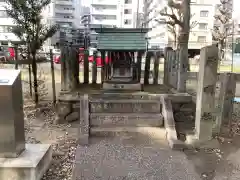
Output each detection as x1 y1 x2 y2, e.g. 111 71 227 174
72 135 201 180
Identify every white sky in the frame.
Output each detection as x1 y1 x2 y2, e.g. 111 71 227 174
233 0 240 18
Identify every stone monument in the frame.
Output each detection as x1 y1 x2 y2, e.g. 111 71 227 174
0 69 52 180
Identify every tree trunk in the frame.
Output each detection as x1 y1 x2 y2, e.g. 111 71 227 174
177 0 191 92
31 52 38 104
27 45 32 97
28 61 32 97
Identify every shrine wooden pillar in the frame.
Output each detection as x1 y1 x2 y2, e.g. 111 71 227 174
100 51 105 83
137 51 144 83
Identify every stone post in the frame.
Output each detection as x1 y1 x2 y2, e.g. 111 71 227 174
0 69 53 180
83 49 89 84
163 47 173 85
78 94 89 145
214 73 236 136
0 70 25 157
194 45 218 142
169 50 178 89
137 51 143 82
153 51 160 84
92 51 97 84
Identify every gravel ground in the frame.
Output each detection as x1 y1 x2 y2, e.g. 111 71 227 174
72 136 201 180
23 100 78 180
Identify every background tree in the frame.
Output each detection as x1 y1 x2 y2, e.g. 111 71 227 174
213 0 233 61
5 0 58 104
156 6 197 50
159 0 191 92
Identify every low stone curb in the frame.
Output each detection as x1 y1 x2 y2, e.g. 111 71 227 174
161 96 187 150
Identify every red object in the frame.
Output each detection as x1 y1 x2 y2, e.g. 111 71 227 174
54 48 112 67
8 47 15 58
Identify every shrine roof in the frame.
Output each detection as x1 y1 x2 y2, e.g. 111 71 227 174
93 28 150 51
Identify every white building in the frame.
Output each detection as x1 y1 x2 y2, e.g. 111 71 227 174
0 0 82 48
0 0 19 45
81 0 140 28
144 0 219 53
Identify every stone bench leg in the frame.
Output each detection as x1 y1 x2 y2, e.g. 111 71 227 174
78 94 89 145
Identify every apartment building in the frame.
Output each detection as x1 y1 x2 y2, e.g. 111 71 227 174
0 0 19 46
80 0 140 28
144 0 219 54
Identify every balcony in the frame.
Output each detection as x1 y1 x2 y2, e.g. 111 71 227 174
0 18 15 26
55 17 74 23
92 19 117 26
92 9 116 15
55 8 73 14
0 33 19 42
188 41 212 50
55 0 73 6
91 0 117 6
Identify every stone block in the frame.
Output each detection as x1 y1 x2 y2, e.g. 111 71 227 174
0 144 52 180
90 113 163 127
78 95 89 145
167 138 186 150
161 97 175 128
65 112 79 122
90 127 167 140
0 69 25 158
180 103 195 112
90 99 161 113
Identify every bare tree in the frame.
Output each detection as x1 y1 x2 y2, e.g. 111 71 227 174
5 0 58 104
157 6 197 50
213 0 232 61
159 0 191 92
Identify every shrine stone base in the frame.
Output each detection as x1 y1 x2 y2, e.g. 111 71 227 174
0 144 52 180
102 82 142 91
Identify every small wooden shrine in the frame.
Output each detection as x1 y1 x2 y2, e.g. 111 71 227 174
93 28 149 90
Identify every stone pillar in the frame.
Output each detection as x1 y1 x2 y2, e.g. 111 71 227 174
78 94 89 145
194 45 218 142
137 51 143 82
214 73 236 136
83 49 89 84
169 50 178 89
0 70 25 157
144 51 152 85
153 51 160 84
163 47 173 85
92 51 97 84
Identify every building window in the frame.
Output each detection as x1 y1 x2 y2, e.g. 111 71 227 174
0 26 13 33
198 36 206 42
200 10 209 17
0 10 7 17
124 9 132 14
124 19 132 25
125 0 132 4
198 23 208 30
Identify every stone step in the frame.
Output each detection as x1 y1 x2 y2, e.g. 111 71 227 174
89 99 161 113
90 126 166 139
90 113 164 127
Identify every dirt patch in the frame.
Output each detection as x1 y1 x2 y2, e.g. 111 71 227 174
183 103 240 180
23 100 78 180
